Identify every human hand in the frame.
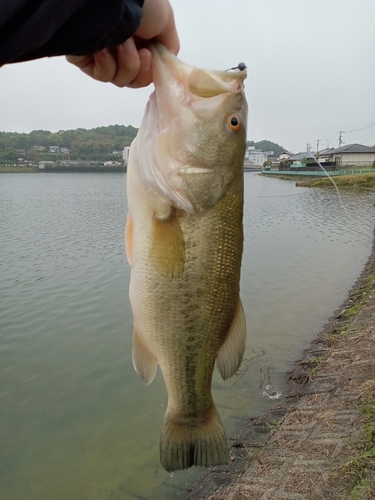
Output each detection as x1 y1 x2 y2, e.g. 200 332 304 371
65 0 179 88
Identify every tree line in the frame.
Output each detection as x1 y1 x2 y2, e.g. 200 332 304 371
247 140 285 157
0 125 138 163
0 125 286 164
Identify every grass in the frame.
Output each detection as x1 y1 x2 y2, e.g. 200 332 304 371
0 166 38 173
350 479 375 500
295 173 375 189
338 395 375 499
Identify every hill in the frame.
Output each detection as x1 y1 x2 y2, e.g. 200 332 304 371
0 125 137 163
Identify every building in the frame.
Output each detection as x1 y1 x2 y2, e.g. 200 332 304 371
245 147 268 166
123 146 130 164
322 144 375 167
278 151 293 161
38 161 56 169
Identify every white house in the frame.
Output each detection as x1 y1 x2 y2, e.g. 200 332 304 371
245 147 268 166
322 144 375 167
38 161 55 169
278 151 293 161
123 146 131 164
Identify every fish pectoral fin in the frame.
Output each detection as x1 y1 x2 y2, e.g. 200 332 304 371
150 209 185 278
216 298 246 381
125 212 134 268
132 328 158 385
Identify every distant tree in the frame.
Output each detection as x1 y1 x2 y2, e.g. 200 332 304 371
48 133 63 147
0 125 139 162
247 139 285 157
0 147 18 164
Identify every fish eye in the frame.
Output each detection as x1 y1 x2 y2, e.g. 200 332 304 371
227 113 241 132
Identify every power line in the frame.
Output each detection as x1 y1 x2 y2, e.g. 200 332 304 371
343 122 375 134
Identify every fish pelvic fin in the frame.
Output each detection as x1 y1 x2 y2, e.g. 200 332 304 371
132 328 158 385
160 406 229 472
150 209 185 278
216 298 246 381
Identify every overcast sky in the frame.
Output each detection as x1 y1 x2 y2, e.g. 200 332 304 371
1 0 375 153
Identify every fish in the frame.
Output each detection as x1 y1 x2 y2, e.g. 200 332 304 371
125 44 248 472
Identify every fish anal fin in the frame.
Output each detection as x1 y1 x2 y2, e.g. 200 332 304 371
216 299 246 381
125 212 134 267
160 405 228 472
132 328 158 385
150 209 185 278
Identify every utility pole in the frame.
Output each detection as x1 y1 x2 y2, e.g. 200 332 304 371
338 131 344 147
316 139 320 159
306 143 311 153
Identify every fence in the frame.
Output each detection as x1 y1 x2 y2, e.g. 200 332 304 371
262 168 375 177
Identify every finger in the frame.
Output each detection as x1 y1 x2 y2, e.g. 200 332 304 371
66 50 117 83
110 38 141 87
65 54 93 71
126 48 152 88
90 48 117 82
155 11 180 55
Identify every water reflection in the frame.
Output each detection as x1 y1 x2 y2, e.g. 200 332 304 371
0 172 373 499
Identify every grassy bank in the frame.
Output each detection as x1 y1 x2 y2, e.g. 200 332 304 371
186 234 375 500
0 166 38 173
295 173 375 188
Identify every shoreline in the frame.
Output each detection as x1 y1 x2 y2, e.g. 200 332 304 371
183 228 375 499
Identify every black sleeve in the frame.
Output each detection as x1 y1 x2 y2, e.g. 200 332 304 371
0 0 144 65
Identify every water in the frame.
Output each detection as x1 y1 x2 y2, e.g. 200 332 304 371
0 172 373 499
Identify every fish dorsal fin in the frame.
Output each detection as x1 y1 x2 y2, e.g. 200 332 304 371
216 299 246 381
132 328 158 385
150 209 185 278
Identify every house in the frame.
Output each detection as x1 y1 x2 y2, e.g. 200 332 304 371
104 161 122 167
322 144 375 167
278 151 293 161
60 147 70 154
38 161 56 169
49 146 60 153
316 148 334 161
123 146 130 164
245 147 268 166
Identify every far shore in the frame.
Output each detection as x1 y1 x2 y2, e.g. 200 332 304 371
262 172 375 189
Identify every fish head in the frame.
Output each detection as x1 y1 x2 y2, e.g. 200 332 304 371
133 44 248 213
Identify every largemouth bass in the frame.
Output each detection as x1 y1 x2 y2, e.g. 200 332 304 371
125 44 248 472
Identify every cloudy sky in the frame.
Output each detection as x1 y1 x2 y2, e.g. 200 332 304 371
1 0 375 153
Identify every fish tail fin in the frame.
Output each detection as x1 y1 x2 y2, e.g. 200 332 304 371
160 405 229 472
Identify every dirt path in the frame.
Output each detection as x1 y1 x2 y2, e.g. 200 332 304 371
183 231 375 500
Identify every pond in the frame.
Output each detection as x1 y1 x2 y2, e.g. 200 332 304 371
0 172 373 499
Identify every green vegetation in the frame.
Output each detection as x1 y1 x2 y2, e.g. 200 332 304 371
340 397 375 499
247 139 285 157
0 165 38 173
0 125 138 165
1 127 287 170
295 173 375 189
